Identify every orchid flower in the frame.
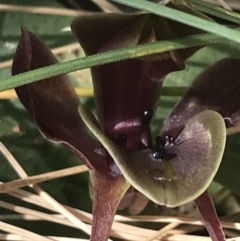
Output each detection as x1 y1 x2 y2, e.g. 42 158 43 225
11 4 231 241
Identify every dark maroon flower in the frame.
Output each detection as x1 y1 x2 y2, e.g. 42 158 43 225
11 6 231 241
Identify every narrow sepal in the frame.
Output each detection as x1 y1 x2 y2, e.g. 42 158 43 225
12 27 106 170
162 58 240 137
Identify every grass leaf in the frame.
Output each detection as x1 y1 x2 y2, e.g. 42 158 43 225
111 0 240 43
0 31 233 91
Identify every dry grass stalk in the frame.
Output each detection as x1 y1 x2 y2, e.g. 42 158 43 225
90 0 122 12
0 163 89 193
0 142 240 240
0 142 92 237
0 88 94 100
216 0 232 10
0 4 83 16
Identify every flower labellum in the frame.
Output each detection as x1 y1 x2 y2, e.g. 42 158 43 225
79 105 226 207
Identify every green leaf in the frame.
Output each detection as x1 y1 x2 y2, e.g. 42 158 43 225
0 99 92 210
0 0 75 94
185 0 240 25
79 104 226 207
215 133 240 195
0 0 75 79
111 0 240 44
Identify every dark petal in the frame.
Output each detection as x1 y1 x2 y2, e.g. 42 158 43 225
71 3 209 59
79 104 226 207
12 27 107 171
90 170 130 241
72 12 205 148
92 21 184 148
91 17 166 147
71 12 147 56
96 16 188 138
161 58 240 137
195 191 226 241
93 59 164 149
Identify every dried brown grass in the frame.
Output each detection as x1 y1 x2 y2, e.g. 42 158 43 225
0 141 240 241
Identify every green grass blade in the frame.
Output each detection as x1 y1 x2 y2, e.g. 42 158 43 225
185 0 240 25
0 32 233 91
111 0 240 44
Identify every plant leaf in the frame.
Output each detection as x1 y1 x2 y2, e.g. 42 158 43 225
79 105 226 207
111 0 240 44
215 132 240 195
0 31 232 92
185 0 240 25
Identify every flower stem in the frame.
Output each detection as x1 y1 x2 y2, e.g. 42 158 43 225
195 191 226 241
